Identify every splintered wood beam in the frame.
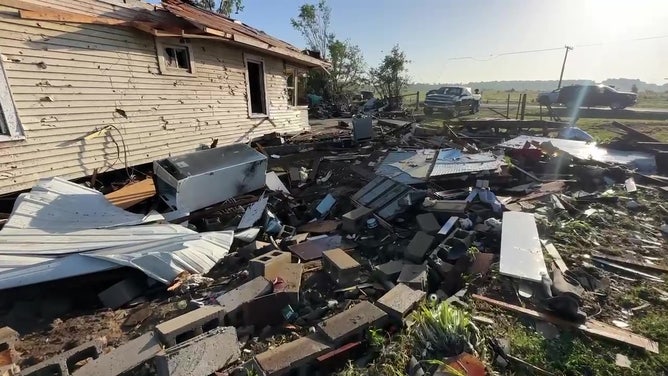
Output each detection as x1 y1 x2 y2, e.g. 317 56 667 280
19 9 128 25
0 0 45 12
472 294 660 354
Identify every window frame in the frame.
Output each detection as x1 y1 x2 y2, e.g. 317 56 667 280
244 54 269 118
0 57 25 142
155 38 195 77
285 67 297 107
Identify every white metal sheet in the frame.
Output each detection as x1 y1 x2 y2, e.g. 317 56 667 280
0 177 234 289
3 177 161 232
266 172 290 194
499 212 547 282
238 196 268 229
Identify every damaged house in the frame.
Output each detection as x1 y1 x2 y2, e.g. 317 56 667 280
0 0 329 195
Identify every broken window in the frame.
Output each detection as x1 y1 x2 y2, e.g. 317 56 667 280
164 47 190 71
246 57 267 116
0 56 24 140
155 38 194 75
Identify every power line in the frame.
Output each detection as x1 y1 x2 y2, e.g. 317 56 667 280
448 34 668 62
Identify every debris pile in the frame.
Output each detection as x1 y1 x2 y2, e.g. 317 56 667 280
0 118 666 376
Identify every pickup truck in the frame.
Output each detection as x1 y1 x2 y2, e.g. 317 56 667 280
423 86 481 117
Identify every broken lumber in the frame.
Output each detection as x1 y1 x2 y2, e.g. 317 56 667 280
541 240 568 273
104 179 156 209
19 9 128 25
472 294 659 354
591 253 668 274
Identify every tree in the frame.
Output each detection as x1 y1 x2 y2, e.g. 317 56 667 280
190 0 243 16
291 0 334 59
631 84 639 93
328 39 366 100
368 45 410 107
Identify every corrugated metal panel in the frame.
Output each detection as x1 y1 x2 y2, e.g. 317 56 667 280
431 149 503 176
0 177 233 289
0 231 233 288
3 177 160 232
0 4 309 195
375 150 433 184
84 231 233 284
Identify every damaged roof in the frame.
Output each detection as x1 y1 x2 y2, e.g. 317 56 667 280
9 0 329 68
160 0 327 67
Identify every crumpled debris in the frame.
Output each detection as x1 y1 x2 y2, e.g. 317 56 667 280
167 271 214 293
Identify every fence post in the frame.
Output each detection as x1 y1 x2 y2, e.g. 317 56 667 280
416 91 420 110
516 95 522 119
506 94 510 118
520 94 527 120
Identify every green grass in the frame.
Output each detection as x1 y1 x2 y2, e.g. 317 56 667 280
502 319 668 376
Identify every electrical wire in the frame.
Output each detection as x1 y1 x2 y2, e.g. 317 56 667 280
448 34 668 62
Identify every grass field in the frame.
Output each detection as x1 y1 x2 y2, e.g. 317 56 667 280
420 106 668 143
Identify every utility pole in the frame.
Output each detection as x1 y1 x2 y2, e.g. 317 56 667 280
557 46 574 89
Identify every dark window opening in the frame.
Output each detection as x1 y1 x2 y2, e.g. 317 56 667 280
286 72 295 106
297 76 308 106
247 60 266 115
164 47 190 71
0 108 7 135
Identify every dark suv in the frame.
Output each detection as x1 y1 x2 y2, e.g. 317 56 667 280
537 84 637 110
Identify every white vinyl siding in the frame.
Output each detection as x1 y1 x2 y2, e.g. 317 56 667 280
0 1 309 194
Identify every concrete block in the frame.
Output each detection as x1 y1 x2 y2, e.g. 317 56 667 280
416 213 440 234
373 260 404 282
97 278 146 309
74 332 161 376
404 231 435 263
155 327 240 376
237 241 273 260
397 264 428 291
22 338 106 376
216 277 272 324
341 206 373 233
255 334 332 376
377 283 426 321
468 252 495 275
155 306 225 347
316 301 388 345
249 251 292 279
267 263 303 304
322 249 361 287
316 341 364 371
242 292 292 327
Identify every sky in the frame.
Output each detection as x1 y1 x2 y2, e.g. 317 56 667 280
226 0 667 84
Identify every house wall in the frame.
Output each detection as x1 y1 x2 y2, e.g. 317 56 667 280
0 0 310 195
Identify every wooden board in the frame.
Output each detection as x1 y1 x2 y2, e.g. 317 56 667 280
104 179 155 209
472 294 659 354
591 253 668 274
541 240 568 273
